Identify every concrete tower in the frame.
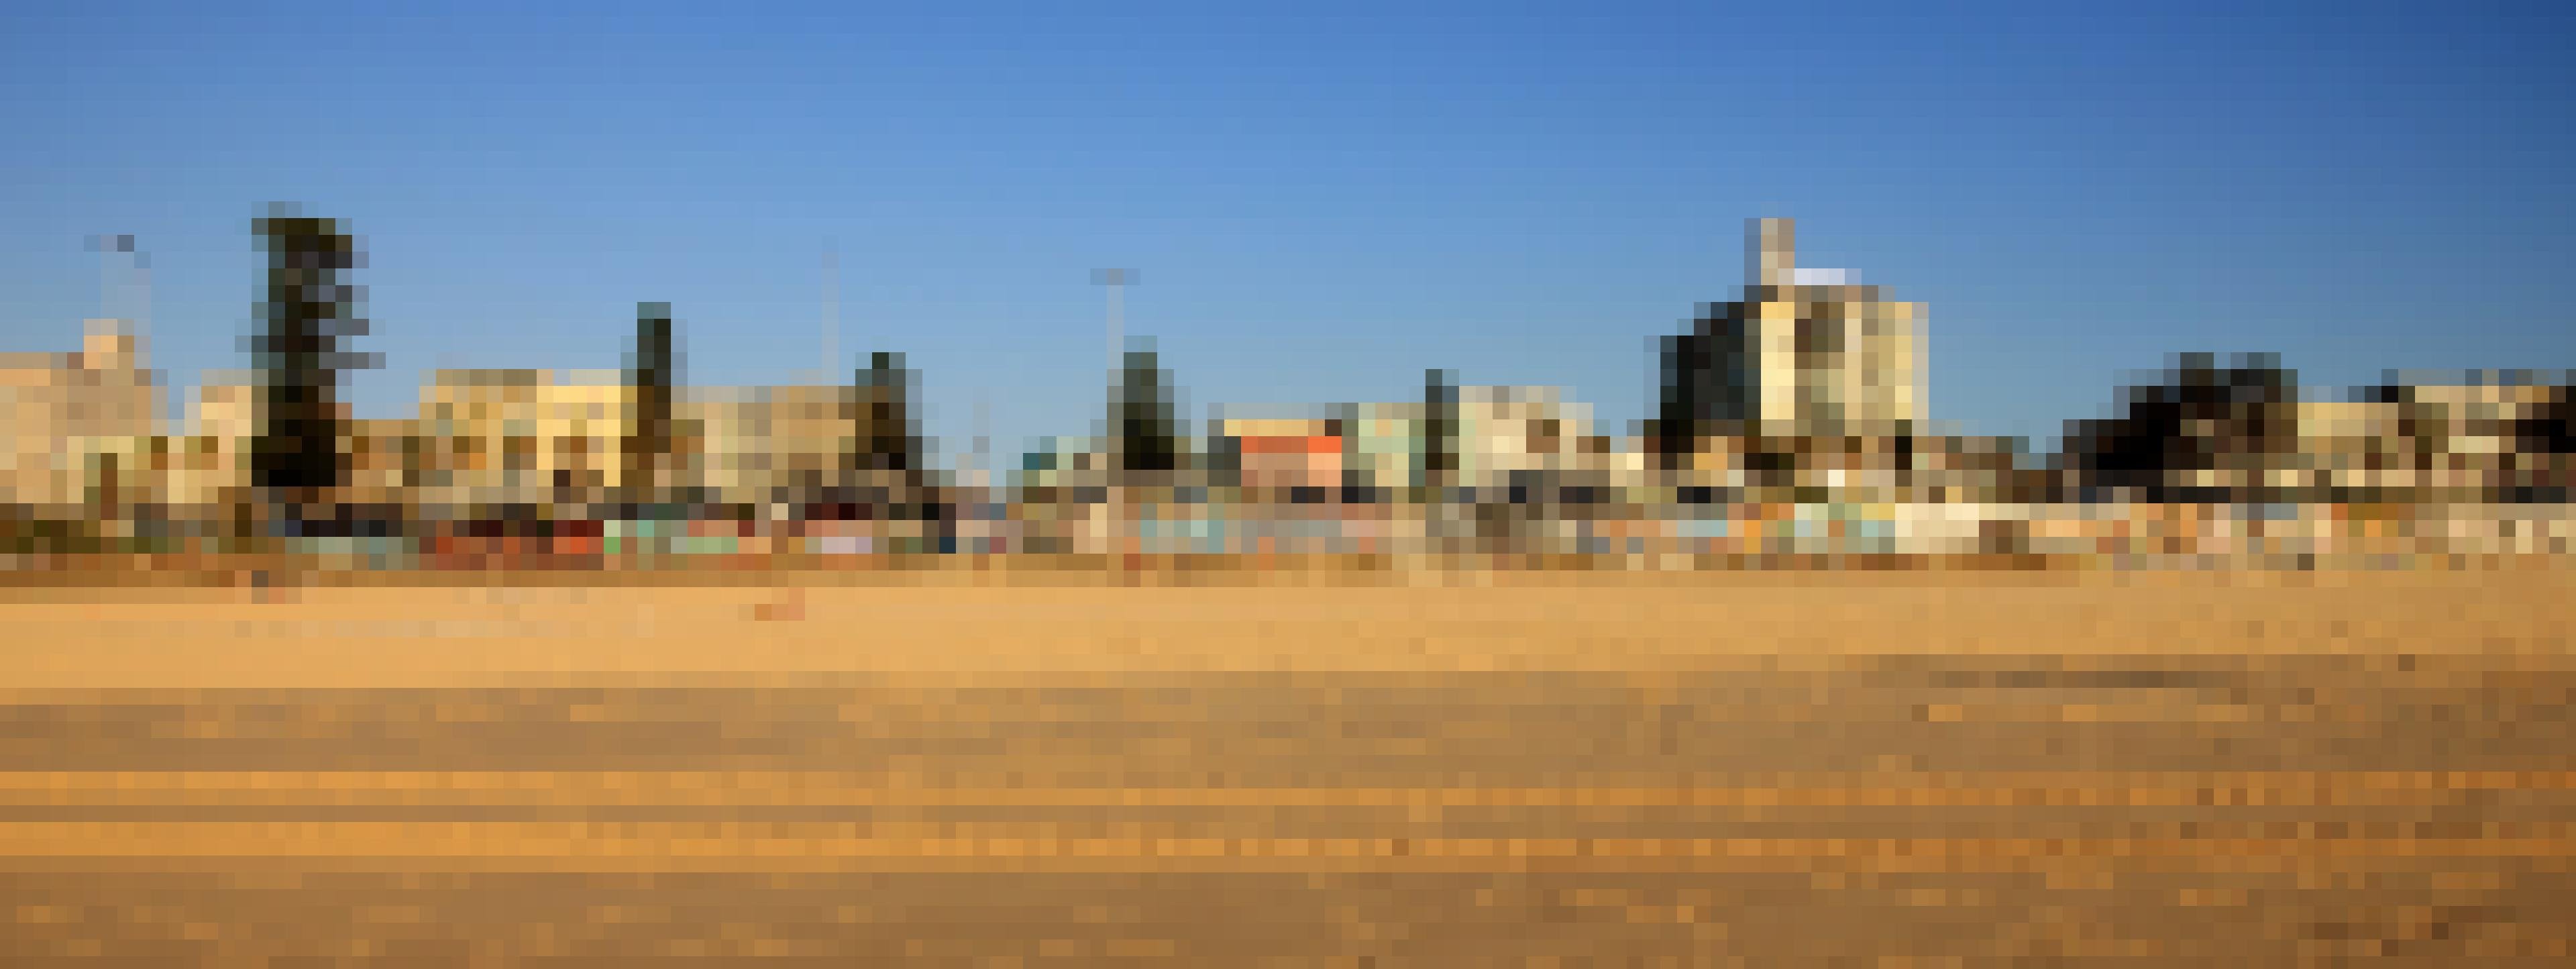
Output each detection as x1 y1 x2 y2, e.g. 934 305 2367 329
1660 219 1923 453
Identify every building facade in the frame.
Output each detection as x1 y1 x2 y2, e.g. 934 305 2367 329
0 321 165 512
1662 218 1923 448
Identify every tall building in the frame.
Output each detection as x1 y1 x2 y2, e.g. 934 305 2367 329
1660 218 1923 454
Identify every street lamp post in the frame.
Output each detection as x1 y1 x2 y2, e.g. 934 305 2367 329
819 247 840 386
1090 268 1137 382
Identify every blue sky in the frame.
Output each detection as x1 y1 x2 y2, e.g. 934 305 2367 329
3 1 2569 460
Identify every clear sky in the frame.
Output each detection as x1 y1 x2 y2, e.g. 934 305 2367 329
3 1 2570 461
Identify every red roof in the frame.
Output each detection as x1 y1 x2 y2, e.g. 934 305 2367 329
1238 435 1341 456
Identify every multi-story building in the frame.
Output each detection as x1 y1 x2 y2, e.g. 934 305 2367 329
1211 411 1342 492
1342 401 1426 493
1452 385 1593 491
678 385 864 507
1208 388 1593 497
413 368 634 511
2297 374 2571 503
153 379 258 509
0 320 165 512
1661 218 1924 447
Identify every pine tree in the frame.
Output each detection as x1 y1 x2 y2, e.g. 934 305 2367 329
857 351 920 478
623 302 676 505
248 210 367 503
2060 353 2301 503
1421 368 1457 495
1112 348 1180 476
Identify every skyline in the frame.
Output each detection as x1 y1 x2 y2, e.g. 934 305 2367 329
4 3 2572 458
11 209 2568 464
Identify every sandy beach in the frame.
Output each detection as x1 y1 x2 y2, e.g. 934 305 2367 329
2 570 2571 964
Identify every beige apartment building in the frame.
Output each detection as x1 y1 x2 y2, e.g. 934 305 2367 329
409 368 635 509
678 385 867 506
1209 387 1600 495
1683 218 1924 440
0 321 165 512
2295 380 2566 499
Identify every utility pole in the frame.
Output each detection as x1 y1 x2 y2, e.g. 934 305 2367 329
819 247 840 386
971 392 991 493
1091 268 1136 388
87 233 135 321
85 231 147 348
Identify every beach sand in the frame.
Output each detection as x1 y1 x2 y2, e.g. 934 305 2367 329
3 569 2571 964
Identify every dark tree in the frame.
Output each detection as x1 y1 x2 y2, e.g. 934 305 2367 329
1422 367 1458 493
248 211 368 498
1653 304 1758 470
857 351 920 476
2517 385 2576 457
1652 332 1705 469
623 302 676 499
2058 353 2302 503
1111 348 1181 476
